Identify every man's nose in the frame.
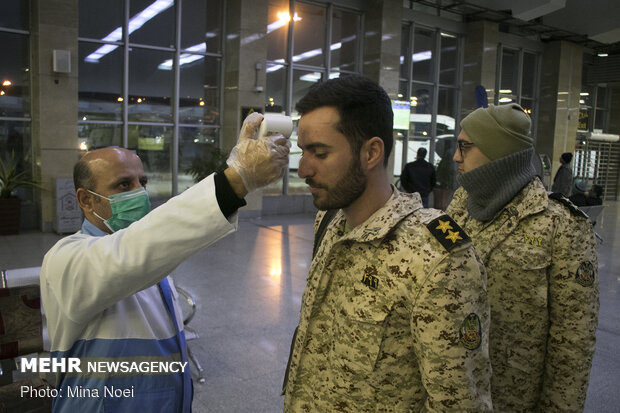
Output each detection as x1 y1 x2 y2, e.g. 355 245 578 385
298 156 312 179
453 147 462 163
130 179 143 190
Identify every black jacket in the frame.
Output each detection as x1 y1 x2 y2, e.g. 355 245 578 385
400 159 436 196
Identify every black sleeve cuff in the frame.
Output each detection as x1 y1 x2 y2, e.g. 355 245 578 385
214 172 247 218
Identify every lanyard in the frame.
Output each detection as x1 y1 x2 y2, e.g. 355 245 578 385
159 278 192 412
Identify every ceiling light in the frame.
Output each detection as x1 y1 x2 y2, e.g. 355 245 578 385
85 0 174 63
411 51 432 62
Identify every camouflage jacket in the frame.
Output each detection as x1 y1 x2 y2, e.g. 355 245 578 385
447 178 600 413
283 190 493 412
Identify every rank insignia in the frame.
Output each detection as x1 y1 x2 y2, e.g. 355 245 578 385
575 261 595 287
459 313 482 350
361 272 379 290
549 192 588 218
427 215 471 252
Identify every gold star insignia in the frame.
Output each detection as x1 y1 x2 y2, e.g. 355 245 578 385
446 230 463 243
435 219 453 233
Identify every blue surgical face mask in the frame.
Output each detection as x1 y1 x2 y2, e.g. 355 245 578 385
88 187 151 232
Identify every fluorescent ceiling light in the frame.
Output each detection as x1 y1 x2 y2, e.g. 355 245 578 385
85 0 174 63
157 39 216 70
299 72 321 82
292 48 322 62
411 51 432 62
299 71 340 82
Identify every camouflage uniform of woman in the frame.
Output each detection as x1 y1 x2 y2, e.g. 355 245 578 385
447 103 600 412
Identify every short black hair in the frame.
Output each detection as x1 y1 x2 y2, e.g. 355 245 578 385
417 147 427 159
561 152 573 163
73 158 95 191
295 75 393 166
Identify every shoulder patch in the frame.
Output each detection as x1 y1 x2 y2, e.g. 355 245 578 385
460 313 482 350
549 192 588 218
426 214 471 252
575 261 595 287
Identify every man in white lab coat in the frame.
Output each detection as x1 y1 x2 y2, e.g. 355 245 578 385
40 113 289 413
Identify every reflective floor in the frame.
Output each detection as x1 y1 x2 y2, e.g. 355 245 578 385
1 201 619 412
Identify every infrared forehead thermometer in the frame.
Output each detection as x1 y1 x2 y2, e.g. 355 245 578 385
257 113 293 139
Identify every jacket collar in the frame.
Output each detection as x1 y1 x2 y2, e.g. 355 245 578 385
502 177 548 220
81 218 107 237
454 177 548 224
333 187 423 245
454 178 548 260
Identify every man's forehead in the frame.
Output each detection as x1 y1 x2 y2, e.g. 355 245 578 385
457 130 472 142
83 148 144 178
82 147 138 163
298 107 342 144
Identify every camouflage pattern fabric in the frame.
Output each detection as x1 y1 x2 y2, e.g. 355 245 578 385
283 190 493 412
447 178 600 413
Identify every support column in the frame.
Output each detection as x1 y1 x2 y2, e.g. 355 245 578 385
31 0 79 232
222 0 269 213
363 0 402 96
536 40 583 176
462 20 499 111
363 0 402 177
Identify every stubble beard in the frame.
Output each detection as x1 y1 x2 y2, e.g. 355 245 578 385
310 157 367 211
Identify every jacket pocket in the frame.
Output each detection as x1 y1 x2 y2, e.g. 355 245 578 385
490 239 549 308
329 302 389 389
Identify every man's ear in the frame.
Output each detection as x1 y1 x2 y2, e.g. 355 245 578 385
76 188 94 213
362 137 385 170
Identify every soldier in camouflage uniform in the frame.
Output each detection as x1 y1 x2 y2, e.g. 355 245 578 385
447 103 599 412
282 75 493 412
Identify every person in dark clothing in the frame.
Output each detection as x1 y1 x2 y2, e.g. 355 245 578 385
400 147 436 207
551 152 573 197
569 180 587 206
586 184 603 206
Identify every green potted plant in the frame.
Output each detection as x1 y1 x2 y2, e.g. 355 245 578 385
184 143 229 183
0 152 42 235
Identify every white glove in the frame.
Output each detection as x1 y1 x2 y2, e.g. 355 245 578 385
226 112 291 192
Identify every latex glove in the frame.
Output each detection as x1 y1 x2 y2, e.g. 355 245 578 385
226 112 291 192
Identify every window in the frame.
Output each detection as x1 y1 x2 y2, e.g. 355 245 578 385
78 0 224 201
0 1 33 218
398 23 461 199
265 1 363 195
495 47 540 130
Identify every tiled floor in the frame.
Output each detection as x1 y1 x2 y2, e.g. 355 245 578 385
1 201 619 412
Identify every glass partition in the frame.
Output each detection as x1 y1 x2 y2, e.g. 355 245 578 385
78 0 224 198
